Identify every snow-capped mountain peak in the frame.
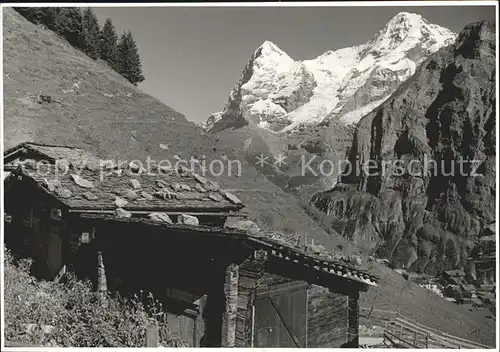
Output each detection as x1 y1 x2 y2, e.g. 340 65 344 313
205 13 457 133
256 40 285 55
367 12 456 54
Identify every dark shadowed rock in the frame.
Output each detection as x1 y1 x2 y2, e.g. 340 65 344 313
311 22 496 274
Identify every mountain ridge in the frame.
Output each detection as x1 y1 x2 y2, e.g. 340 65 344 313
205 12 457 134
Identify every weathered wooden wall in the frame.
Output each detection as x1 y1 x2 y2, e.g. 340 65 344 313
4 181 68 280
306 284 349 348
234 255 266 347
233 254 362 348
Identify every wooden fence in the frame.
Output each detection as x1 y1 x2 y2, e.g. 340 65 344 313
360 307 492 349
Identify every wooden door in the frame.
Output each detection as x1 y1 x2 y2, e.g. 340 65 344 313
46 220 63 280
253 281 308 347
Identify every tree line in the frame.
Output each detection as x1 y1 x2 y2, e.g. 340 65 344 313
15 7 145 85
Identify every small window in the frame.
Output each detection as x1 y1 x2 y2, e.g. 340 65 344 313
80 232 90 244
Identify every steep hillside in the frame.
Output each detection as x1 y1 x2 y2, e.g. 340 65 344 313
311 21 496 274
2 8 356 257
360 261 496 346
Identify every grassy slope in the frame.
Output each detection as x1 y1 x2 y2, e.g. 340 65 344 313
3 9 495 346
361 262 496 346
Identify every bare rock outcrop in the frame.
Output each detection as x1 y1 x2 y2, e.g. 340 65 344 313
311 22 496 274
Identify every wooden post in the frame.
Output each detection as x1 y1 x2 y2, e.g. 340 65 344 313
221 264 239 348
347 294 360 347
97 250 107 293
413 331 417 346
146 324 159 347
426 333 429 348
367 306 374 319
305 287 309 348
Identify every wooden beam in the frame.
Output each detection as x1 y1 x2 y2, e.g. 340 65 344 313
97 250 107 293
346 295 359 347
266 256 368 296
221 264 239 347
72 209 249 217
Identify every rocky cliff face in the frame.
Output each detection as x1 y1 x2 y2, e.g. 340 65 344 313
205 12 456 134
311 21 496 274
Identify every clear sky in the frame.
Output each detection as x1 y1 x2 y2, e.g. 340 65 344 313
93 5 495 124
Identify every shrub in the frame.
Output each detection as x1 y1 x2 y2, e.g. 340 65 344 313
4 249 187 347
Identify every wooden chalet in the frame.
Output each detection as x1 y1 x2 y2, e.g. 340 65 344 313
4 142 379 348
78 214 379 348
4 155 245 279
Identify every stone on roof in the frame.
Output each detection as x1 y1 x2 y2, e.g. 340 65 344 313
12 162 245 213
148 212 173 224
208 193 223 202
194 174 208 185
83 192 98 201
130 179 141 189
55 187 72 198
43 178 60 192
141 191 153 201
114 208 131 219
70 174 94 189
180 183 191 191
114 197 129 208
205 180 220 192
228 220 261 235
195 184 206 193
122 189 139 200
224 192 242 204
177 214 199 226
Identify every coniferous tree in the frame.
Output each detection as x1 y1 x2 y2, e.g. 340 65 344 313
54 8 84 49
14 7 47 24
82 8 101 60
43 7 63 33
117 31 145 85
99 18 118 69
